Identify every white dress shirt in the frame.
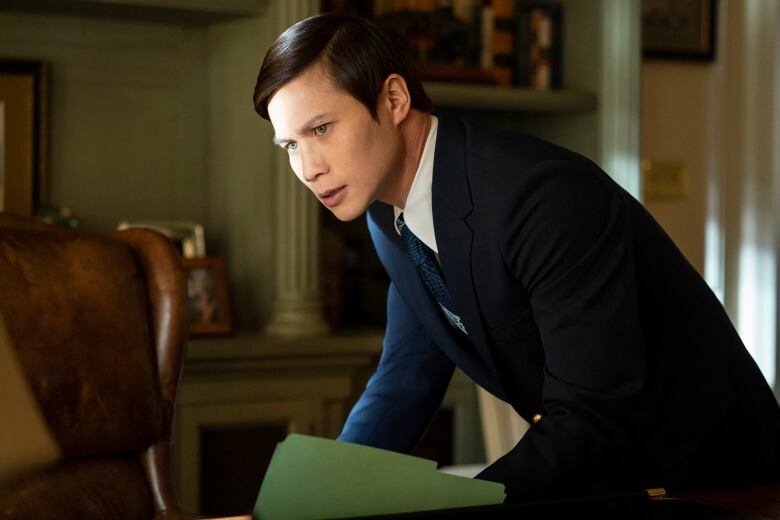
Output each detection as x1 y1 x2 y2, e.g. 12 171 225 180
394 115 439 254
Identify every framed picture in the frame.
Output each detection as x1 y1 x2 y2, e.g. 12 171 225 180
0 60 49 216
642 0 717 61
183 257 233 336
117 220 206 258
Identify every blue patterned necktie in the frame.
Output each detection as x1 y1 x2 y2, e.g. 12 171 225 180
397 213 468 335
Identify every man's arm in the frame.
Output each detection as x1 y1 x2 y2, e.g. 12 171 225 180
338 282 455 453
477 159 647 500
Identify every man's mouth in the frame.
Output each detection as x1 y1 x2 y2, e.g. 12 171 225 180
318 186 347 208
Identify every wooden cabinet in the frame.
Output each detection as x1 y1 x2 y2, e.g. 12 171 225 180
175 333 381 515
174 332 487 516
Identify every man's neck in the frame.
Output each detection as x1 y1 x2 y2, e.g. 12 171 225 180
392 110 431 210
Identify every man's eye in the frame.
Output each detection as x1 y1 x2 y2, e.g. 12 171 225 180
285 142 298 151
314 124 329 136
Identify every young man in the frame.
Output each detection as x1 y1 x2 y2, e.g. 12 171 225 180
253 13 780 502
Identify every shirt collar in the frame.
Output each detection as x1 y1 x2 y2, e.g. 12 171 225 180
394 115 439 253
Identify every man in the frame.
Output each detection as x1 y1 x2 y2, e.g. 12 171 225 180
253 13 780 502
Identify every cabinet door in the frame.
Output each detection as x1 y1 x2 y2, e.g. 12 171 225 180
176 399 317 515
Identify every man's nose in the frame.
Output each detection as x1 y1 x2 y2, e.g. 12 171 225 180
301 147 327 183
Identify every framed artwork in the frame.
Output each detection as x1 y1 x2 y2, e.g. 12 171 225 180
117 220 206 258
183 256 233 336
642 0 717 61
0 60 49 216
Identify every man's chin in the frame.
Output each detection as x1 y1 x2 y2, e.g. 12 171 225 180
328 204 365 222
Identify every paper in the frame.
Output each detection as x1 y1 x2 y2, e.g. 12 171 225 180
254 434 505 520
0 314 61 486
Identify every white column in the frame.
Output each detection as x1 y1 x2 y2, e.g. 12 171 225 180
266 0 329 337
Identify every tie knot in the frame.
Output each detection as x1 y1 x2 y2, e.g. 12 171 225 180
396 213 407 232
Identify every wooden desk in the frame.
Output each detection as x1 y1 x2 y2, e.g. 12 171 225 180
676 483 780 519
205 483 780 520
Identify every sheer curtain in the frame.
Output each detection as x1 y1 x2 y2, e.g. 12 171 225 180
707 0 778 393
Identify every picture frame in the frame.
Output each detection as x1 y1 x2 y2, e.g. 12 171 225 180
117 220 206 258
182 257 233 336
642 0 717 61
0 60 49 216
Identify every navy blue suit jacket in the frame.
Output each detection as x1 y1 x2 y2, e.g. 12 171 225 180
338 116 780 500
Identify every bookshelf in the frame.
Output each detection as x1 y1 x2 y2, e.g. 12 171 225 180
0 0 265 23
318 0 639 183
424 81 597 113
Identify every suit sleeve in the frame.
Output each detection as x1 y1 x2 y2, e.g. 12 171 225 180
476 159 647 500
337 282 455 453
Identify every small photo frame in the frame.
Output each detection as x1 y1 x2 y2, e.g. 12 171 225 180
0 60 49 216
117 220 206 258
182 257 232 336
642 0 717 61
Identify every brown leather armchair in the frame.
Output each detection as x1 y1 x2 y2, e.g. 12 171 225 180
0 213 197 520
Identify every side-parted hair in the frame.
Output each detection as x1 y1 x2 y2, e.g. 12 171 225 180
253 13 432 121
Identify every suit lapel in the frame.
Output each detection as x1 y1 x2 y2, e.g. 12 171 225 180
432 117 498 378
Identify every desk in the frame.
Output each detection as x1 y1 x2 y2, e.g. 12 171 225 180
206 483 780 520
676 483 780 519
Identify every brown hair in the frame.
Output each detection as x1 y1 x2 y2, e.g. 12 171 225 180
253 13 432 120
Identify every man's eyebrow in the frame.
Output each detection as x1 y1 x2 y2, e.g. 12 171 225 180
272 113 330 146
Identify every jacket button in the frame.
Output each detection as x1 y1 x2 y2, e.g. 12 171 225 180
532 413 543 424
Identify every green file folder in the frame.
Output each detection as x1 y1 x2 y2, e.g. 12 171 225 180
253 434 505 520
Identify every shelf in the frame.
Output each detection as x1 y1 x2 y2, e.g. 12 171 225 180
0 0 265 24
424 82 598 113
184 330 383 375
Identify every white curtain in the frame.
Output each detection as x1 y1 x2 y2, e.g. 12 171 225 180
707 0 778 391
477 388 530 464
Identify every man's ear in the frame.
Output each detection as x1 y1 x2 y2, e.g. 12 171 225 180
381 74 411 125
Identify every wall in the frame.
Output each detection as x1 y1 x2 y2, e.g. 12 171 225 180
0 12 209 232
639 0 738 276
0 7 279 330
205 13 277 329
641 60 713 273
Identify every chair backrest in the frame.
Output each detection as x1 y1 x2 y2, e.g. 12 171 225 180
0 213 188 516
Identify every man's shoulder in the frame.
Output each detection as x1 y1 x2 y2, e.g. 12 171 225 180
434 115 612 207
437 115 585 167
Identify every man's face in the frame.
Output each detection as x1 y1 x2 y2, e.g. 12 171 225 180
267 65 403 221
